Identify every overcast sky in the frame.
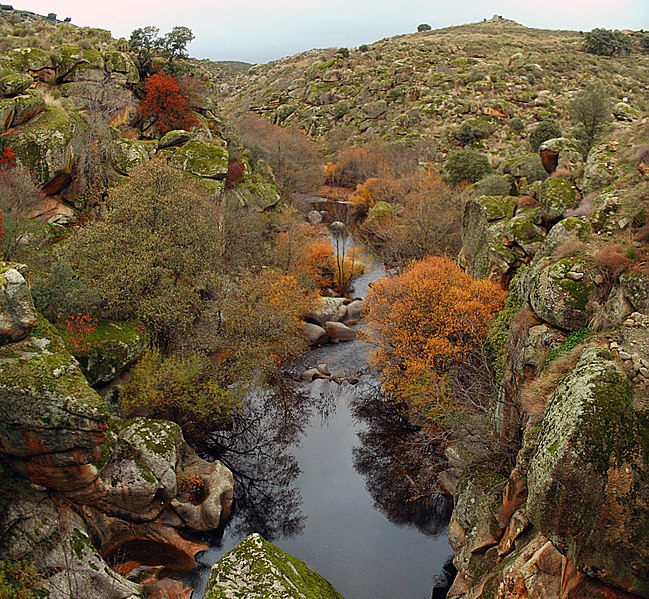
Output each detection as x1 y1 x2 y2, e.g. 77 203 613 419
12 1 649 63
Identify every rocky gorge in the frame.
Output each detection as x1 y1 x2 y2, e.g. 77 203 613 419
0 6 647 599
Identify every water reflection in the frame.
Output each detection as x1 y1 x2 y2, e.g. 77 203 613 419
207 381 335 542
349 381 452 535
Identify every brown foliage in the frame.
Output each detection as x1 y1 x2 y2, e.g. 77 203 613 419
365 257 506 422
593 242 631 287
177 473 206 503
357 169 463 268
235 114 324 198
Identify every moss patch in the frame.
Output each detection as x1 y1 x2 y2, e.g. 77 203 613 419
206 533 344 599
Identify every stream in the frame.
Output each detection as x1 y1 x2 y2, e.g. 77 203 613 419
181 235 455 598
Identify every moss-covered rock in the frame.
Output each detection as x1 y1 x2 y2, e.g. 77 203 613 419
527 348 648 595
523 256 596 331
170 140 229 179
507 214 545 257
104 51 139 84
462 198 519 281
2 106 78 190
205 533 345 599
10 91 45 127
531 216 590 264
67 320 147 387
96 418 182 519
5 47 59 73
538 137 583 176
58 46 105 83
158 129 195 150
619 271 649 313
110 138 153 176
612 102 641 122
449 466 507 574
0 97 15 133
581 142 619 195
538 177 578 223
0 72 33 98
0 313 109 490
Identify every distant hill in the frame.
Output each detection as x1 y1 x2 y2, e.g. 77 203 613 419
217 19 649 153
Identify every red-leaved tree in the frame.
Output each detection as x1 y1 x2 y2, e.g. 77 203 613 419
138 73 199 135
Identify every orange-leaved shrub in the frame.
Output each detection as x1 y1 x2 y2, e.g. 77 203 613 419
365 257 506 422
138 73 199 135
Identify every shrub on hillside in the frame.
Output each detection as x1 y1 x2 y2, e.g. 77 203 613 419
529 119 562 152
443 149 492 185
138 73 199 135
583 28 632 57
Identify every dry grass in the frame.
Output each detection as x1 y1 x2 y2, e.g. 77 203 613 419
520 344 585 423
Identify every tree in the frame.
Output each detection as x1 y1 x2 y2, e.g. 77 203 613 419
129 25 159 78
529 119 562 152
235 114 324 200
160 26 194 61
66 159 221 346
443 149 492 185
570 81 612 157
417 23 432 32
365 257 505 422
583 28 632 57
355 169 463 269
138 73 199 135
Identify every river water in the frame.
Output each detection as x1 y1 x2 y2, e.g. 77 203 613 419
182 242 454 599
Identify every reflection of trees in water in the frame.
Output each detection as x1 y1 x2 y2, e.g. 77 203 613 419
208 381 334 543
349 381 452 536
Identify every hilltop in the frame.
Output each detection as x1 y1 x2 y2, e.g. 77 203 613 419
218 18 649 154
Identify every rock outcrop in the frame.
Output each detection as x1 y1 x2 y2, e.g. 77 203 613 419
205 533 344 598
0 263 235 597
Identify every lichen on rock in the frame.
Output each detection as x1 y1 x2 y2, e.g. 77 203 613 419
205 533 344 599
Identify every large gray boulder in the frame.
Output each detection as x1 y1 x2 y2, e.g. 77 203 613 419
522 256 597 331
527 348 648 596
205 533 344 598
0 264 37 343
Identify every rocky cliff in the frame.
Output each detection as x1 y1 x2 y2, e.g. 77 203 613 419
445 120 648 597
0 263 235 598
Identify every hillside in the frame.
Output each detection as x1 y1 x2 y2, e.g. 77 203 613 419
219 17 649 155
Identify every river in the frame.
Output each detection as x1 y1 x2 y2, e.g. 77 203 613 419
181 236 454 598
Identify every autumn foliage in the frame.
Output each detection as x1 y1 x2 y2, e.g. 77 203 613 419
0 146 17 169
365 257 505 422
138 73 198 135
62 313 99 355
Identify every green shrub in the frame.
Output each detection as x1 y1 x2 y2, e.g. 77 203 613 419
31 257 100 322
444 149 492 185
545 328 591 364
417 23 432 32
455 120 488 146
583 28 632 57
475 174 511 196
359 44 369 52
529 119 562 151
121 348 240 448
509 117 525 133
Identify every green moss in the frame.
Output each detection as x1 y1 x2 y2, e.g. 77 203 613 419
476 195 517 221
206 533 344 599
488 267 525 379
545 328 591 364
0 313 107 418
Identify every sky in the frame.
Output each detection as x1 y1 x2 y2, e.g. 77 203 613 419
12 0 649 63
